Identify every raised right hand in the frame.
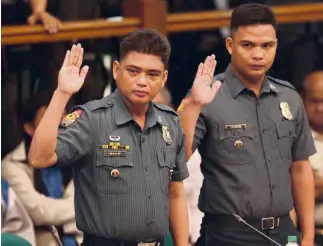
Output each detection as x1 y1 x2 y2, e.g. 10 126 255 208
57 44 89 96
189 55 221 106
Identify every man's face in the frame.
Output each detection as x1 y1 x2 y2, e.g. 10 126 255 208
303 73 323 133
226 24 277 82
113 51 168 106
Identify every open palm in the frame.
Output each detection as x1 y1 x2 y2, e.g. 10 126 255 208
58 44 89 96
190 55 221 105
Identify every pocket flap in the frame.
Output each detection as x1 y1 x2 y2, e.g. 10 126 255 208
157 148 176 168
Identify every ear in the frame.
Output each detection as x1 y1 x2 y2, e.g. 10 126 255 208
225 37 233 55
112 61 120 81
161 70 168 87
23 123 35 137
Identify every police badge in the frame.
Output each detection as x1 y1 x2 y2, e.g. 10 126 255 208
280 102 293 120
161 125 172 145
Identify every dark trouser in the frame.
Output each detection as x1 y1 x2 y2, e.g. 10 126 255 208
315 230 323 246
196 214 300 246
81 234 164 246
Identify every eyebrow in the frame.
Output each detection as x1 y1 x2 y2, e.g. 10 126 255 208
125 65 162 74
239 40 276 45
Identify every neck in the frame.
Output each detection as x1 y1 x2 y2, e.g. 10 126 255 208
231 64 265 97
122 96 149 130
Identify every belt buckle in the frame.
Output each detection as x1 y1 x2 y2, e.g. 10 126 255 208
138 243 160 246
261 217 276 230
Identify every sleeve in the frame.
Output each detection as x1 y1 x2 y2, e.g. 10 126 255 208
2 187 36 245
291 100 317 161
56 107 93 166
192 108 207 153
1 161 75 226
171 120 190 181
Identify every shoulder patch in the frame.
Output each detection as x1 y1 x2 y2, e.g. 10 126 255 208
60 109 83 127
153 103 178 116
267 76 296 90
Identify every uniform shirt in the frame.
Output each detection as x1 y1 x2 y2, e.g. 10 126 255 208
55 89 189 242
309 130 323 225
193 64 316 219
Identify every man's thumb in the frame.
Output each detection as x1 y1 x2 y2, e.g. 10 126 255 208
27 15 37 25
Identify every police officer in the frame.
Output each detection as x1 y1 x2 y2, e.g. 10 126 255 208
28 29 189 246
179 3 316 246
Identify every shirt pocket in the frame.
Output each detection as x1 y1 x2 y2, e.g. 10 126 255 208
276 122 296 162
218 126 256 165
157 148 176 194
95 151 133 194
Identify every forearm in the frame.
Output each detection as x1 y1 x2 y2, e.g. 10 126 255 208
291 162 315 240
28 90 71 167
29 0 47 14
178 97 202 160
169 196 189 246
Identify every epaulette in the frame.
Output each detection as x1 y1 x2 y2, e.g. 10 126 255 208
82 97 114 112
153 102 178 116
267 76 296 91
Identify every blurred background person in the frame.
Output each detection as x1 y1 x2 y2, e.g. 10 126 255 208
1 92 81 246
1 178 35 246
302 70 323 245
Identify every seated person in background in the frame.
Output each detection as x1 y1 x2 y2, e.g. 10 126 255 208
1 178 35 246
1 92 82 246
302 71 323 246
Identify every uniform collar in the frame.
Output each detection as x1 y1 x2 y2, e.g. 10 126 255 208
224 64 278 98
113 89 163 129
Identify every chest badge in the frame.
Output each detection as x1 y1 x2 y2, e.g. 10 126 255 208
280 102 293 120
161 125 172 145
99 136 130 157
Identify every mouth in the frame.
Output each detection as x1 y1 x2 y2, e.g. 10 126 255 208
249 64 265 70
133 90 149 97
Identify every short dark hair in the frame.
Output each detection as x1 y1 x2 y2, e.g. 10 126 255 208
119 28 171 69
230 3 276 33
22 91 52 124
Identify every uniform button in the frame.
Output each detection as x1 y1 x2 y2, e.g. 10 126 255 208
148 195 152 199
145 166 149 171
267 157 271 161
141 136 146 143
272 185 276 190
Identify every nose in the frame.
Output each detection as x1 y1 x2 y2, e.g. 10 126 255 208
252 47 264 61
136 74 148 87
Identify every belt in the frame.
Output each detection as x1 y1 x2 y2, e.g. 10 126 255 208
204 213 289 230
82 234 162 246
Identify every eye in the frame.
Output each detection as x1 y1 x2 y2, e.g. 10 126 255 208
241 42 250 47
128 69 138 76
262 43 274 49
148 73 159 78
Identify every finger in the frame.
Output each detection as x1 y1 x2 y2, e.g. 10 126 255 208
74 43 82 65
201 56 209 75
206 54 216 76
76 47 84 68
211 80 222 95
56 19 62 29
62 50 71 68
195 63 203 77
80 65 89 80
69 45 77 66
209 58 217 78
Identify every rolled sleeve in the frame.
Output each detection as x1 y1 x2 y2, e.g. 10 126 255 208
56 107 92 166
171 124 189 181
291 101 316 161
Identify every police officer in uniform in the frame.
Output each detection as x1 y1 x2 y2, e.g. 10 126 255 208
179 4 316 246
28 29 189 246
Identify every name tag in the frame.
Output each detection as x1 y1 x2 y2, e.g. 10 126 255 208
225 124 247 130
104 150 126 157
